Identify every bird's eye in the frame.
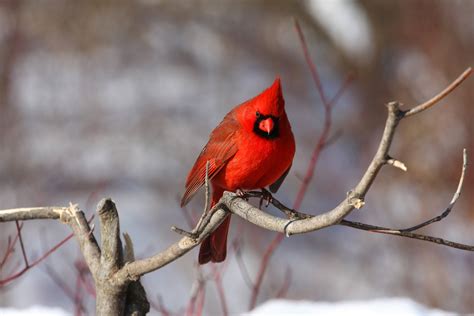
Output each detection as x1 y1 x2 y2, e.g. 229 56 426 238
256 111 261 118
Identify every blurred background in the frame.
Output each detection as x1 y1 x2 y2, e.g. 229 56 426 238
0 0 472 314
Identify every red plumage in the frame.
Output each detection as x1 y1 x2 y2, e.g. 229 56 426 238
181 78 295 264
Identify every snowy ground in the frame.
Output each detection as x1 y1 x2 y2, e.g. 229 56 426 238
244 298 452 316
0 298 453 316
0 306 70 316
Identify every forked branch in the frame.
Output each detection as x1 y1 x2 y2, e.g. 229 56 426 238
0 67 471 314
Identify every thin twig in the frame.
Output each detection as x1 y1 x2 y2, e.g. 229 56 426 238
15 221 29 267
404 67 472 117
179 204 196 229
0 214 95 286
249 233 284 310
244 179 473 252
203 161 211 214
43 263 87 314
210 264 228 316
328 72 356 107
294 18 329 108
275 267 292 299
0 231 75 286
190 161 212 235
400 148 467 232
74 273 84 316
339 220 474 251
186 266 205 316
195 284 206 316
0 223 22 269
150 295 172 316
232 240 254 290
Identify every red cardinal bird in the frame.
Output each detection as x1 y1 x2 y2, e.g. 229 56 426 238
181 78 295 264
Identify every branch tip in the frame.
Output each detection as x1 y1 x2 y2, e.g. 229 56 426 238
386 158 408 172
97 198 116 215
404 67 472 117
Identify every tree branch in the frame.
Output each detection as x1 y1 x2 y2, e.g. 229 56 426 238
338 220 474 251
399 148 467 232
0 207 66 222
98 198 123 275
404 67 472 117
0 66 471 314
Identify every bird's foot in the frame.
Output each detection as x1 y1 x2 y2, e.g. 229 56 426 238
235 188 250 201
259 188 273 209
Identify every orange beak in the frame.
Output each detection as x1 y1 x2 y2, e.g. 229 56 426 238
259 118 274 135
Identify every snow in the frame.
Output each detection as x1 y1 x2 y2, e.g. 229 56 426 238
244 298 452 316
0 306 70 316
0 297 454 315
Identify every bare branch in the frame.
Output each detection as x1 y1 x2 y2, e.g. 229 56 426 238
114 208 228 283
338 220 474 251
0 54 470 315
275 267 291 299
0 207 66 222
328 73 356 106
98 198 123 275
294 18 329 108
0 228 75 286
0 223 22 269
43 263 88 314
203 160 211 214
232 240 254 290
400 148 467 232
15 221 28 267
64 205 101 279
404 67 472 117
210 263 228 316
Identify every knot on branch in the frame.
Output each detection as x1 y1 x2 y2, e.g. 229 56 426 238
347 192 365 210
386 101 405 119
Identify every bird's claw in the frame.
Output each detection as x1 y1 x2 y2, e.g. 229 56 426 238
235 189 249 201
259 188 273 208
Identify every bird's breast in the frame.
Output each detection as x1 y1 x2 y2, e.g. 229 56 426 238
212 131 295 191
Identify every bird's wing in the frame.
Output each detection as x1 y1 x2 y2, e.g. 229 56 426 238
269 163 291 193
181 112 239 207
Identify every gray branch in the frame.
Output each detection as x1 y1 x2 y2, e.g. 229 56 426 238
0 67 471 315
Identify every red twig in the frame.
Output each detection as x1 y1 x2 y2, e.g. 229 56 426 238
275 267 292 299
14 221 29 267
74 273 84 316
75 260 96 297
248 233 284 309
248 19 353 310
329 72 356 106
0 223 22 269
185 265 201 316
185 272 206 316
210 263 228 316
43 263 87 314
0 231 75 286
150 295 172 316
294 18 329 109
0 215 94 286
233 239 254 290
195 285 206 316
